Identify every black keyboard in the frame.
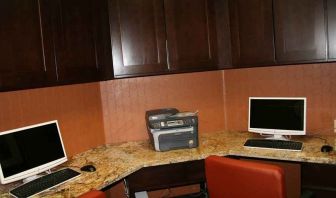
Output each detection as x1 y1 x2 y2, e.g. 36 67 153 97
10 168 80 198
244 139 303 151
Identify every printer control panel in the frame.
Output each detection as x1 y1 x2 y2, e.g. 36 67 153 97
151 118 196 129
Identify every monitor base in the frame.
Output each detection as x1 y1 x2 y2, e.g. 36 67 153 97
264 134 289 141
23 174 41 184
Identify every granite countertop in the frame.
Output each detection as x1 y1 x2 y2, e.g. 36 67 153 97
1 131 336 197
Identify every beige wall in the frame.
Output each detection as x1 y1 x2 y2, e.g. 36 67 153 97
0 71 225 156
0 83 105 157
1 62 336 156
224 63 336 135
100 71 225 143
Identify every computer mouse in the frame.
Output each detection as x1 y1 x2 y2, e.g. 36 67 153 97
80 165 96 172
321 145 333 153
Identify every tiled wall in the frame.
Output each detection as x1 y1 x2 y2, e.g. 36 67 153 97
0 83 105 157
0 71 225 156
100 71 225 143
1 62 335 157
224 63 336 135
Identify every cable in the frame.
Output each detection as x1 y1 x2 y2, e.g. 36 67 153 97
123 179 130 198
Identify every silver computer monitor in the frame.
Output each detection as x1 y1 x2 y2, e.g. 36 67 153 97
248 97 306 140
0 120 67 184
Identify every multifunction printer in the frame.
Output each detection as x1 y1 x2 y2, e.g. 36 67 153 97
145 108 198 152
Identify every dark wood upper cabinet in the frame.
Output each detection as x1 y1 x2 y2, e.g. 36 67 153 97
109 0 218 77
0 0 111 91
53 0 111 83
2 0 334 92
273 0 327 63
164 0 218 71
229 0 275 67
0 0 56 91
327 0 336 60
109 0 168 77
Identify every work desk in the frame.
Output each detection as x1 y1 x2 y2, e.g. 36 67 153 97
1 131 336 197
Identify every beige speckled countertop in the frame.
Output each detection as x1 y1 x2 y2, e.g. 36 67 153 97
1 131 336 197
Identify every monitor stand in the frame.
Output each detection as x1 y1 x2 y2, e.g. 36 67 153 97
22 175 40 184
22 169 52 183
264 134 289 141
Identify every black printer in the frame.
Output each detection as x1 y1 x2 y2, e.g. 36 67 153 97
145 108 198 151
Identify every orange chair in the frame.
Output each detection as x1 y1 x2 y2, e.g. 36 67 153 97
205 156 286 198
78 190 106 198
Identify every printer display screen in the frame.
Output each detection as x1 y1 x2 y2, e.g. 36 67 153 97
166 120 184 127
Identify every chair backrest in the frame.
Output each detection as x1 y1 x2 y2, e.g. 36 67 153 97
78 190 106 198
205 156 286 198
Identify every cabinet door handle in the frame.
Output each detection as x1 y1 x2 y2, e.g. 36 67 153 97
166 40 170 70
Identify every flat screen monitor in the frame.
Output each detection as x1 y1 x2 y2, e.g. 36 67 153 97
248 97 306 139
0 120 67 184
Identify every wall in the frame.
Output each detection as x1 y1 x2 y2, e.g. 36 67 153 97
224 63 336 135
0 71 225 157
2 63 334 154
0 83 106 157
100 71 225 143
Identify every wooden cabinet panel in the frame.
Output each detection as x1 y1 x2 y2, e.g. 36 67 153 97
327 0 336 60
215 0 232 68
302 163 336 197
0 0 56 91
164 0 218 71
274 0 327 63
126 160 205 198
229 0 275 67
109 0 168 77
53 0 111 83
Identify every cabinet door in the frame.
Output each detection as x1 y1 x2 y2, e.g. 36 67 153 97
0 0 56 91
109 0 168 77
274 0 326 63
164 0 218 71
53 0 111 84
229 0 275 67
327 0 336 60
215 0 232 68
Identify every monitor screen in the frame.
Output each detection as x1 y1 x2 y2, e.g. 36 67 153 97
248 97 306 136
0 121 67 184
